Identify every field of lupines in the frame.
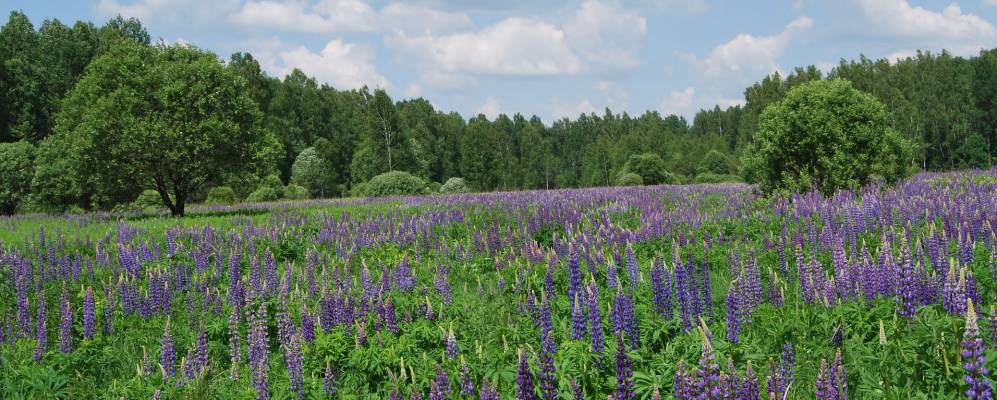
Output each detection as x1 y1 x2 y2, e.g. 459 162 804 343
0 170 995 400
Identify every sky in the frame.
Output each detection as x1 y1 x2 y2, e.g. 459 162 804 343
6 0 997 122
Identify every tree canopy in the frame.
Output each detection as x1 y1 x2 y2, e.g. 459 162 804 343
742 79 911 195
50 42 276 215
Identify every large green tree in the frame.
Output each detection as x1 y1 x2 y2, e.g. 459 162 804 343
0 140 35 214
742 79 911 195
53 42 275 216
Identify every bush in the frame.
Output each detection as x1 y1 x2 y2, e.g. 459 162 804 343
741 79 911 195
698 150 731 174
352 171 429 198
283 184 309 200
246 186 281 203
0 141 36 215
692 173 743 184
205 186 237 205
291 147 336 197
955 133 990 169
132 189 165 211
616 173 643 186
440 177 471 194
621 153 678 185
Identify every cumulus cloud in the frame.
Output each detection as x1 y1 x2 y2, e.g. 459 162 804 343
856 0 996 55
565 0 648 69
231 0 377 33
658 87 696 117
379 3 474 35
387 17 582 76
255 39 389 90
476 96 502 119
551 99 598 120
688 16 813 80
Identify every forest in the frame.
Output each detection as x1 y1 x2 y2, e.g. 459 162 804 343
0 10 994 215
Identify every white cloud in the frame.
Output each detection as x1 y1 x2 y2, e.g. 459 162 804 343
884 50 916 64
551 99 597 120
856 0 996 55
96 0 240 27
256 39 389 90
231 0 377 33
388 17 582 76
595 80 630 110
476 96 502 119
565 0 648 69
379 3 474 35
658 87 696 117
689 16 813 80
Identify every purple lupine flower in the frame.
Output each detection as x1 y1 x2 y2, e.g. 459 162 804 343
567 249 583 307
184 347 197 380
650 259 673 319
674 359 694 400
264 249 278 297
479 378 499 400
721 356 741 399
815 359 836 400
675 260 692 332
323 361 337 396
539 327 558 400
435 265 453 305
161 318 175 378
962 300 993 400
613 290 639 349
725 284 740 344
459 360 475 396
59 284 73 353
624 243 639 288
248 302 270 400
228 309 242 380
569 377 584 400
195 321 208 374
833 349 848 400
516 349 538 400
897 236 918 319
284 332 304 400
429 365 450 400
82 287 95 339
614 334 635 400
384 297 398 334
443 326 459 359
571 294 587 340
300 304 315 343
694 330 721 399
741 361 760 400
942 264 966 315
607 263 619 290
587 283 604 354
766 358 785 400
34 290 46 362
16 274 30 338
780 342 795 387
544 263 556 301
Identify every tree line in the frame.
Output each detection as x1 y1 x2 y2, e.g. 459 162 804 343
0 11 993 215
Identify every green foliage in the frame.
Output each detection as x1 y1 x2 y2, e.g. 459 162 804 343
622 153 678 185
51 41 273 216
131 189 165 211
283 183 309 200
698 149 731 174
0 140 35 214
290 147 336 198
205 186 237 205
616 172 643 186
955 133 991 169
440 177 471 194
352 171 428 197
742 79 912 195
246 174 285 203
692 173 743 184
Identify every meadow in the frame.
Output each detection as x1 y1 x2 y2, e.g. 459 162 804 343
0 170 995 400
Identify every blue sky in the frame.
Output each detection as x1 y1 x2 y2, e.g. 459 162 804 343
6 0 997 122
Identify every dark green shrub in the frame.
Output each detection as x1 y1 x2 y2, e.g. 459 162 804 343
622 153 679 185
440 177 470 194
352 171 428 198
284 184 309 200
616 173 643 186
205 186 237 205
